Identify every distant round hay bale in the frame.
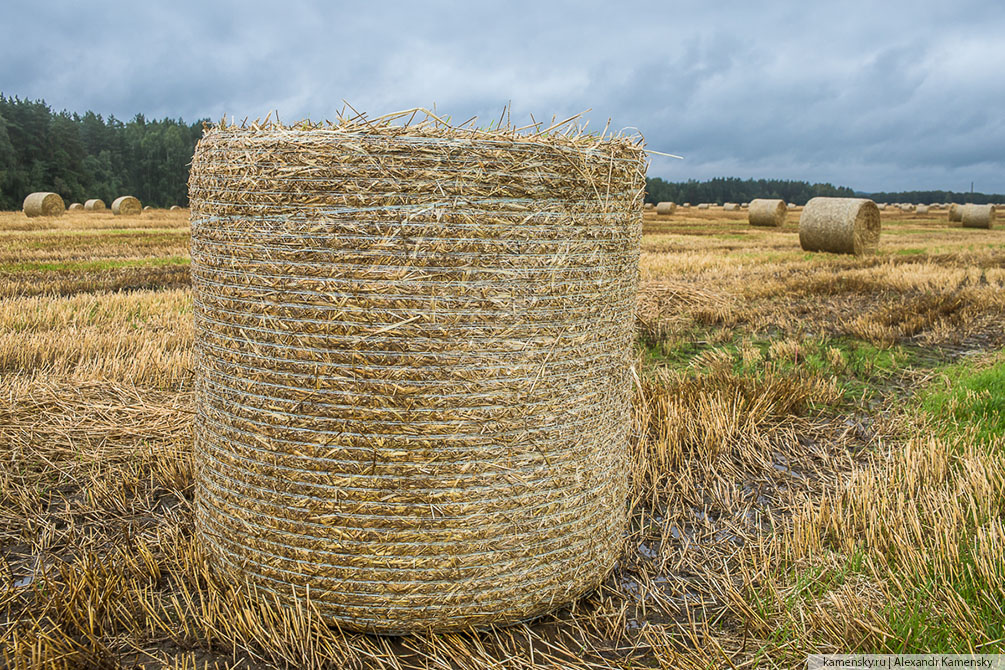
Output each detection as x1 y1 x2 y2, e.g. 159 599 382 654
799 197 881 255
697 203 710 210
948 203 963 222
741 202 749 209
170 205 183 211
22 192 65 217
787 202 797 208
68 202 84 211
111 195 142 215
723 202 739 211
916 205 929 215
143 205 153 211
84 199 106 212
961 204 995 229
655 201 676 215
188 120 645 634
900 204 915 212
877 203 888 210
683 202 691 207
748 198 787 227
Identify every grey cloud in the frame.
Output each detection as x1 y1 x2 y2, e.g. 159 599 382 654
2 0 1004 191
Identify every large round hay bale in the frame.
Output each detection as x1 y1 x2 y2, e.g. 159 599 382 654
655 201 676 215
697 203 710 210
68 202 84 211
799 197 881 255
111 195 142 215
961 204 995 229
948 203 963 222
84 199 106 211
22 192 65 217
188 120 645 634
748 198 787 227
916 204 929 215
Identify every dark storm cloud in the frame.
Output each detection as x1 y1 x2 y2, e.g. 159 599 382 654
3 0 1004 191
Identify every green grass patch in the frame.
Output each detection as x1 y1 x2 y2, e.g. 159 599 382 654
919 354 1005 446
0 255 190 273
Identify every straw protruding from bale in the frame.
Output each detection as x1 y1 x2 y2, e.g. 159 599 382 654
84 199 106 211
799 197 881 255
961 204 995 229
23 192 65 217
111 195 142 215
747 198 787 227
948 204 963 222
655 201 676 215
188 115 646 634
68 202 84 211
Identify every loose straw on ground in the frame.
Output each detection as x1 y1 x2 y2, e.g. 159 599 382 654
188 111 647 634
799 197 881 255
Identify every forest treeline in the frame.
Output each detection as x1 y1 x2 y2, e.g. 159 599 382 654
645 176 1005 206
2 95 1002 211
0 94 205 210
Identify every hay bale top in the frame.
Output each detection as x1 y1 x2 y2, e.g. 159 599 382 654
84 199 106 211
23 192 65 217
68 202 84 211
961 203 996 229
748 198 787 227
111 195 142 215
170 205 184 211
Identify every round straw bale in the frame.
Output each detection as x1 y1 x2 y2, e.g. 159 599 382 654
644 202 654 210
22 192 65 217
799 197 880 255
723 202 739 211
682 202 691 207
84 198 106 211
188 120 645 634
948 203 962 222
787 202 796 208
655 201 676 215
916 204 929 215
170 205 184 211
111 195 142 215
877 203 887 210
961 204 995 229
747 198 787 227
69 202 84 211
697 203 710 210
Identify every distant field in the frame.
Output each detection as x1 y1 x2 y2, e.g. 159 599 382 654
2 206 1003 668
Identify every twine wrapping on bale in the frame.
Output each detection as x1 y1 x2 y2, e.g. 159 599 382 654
655 201 676 215
799 197 881 255
84 198 106 211
961 204 995 229
112 195 142 215
23 192 65 217
949 204 963 222
188 112 647 634
747 198 787 227
69 202 84 211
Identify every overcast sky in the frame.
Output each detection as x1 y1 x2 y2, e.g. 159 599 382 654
4 1 1004 192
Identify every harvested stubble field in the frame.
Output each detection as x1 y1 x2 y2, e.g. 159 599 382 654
2 205 1004 669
